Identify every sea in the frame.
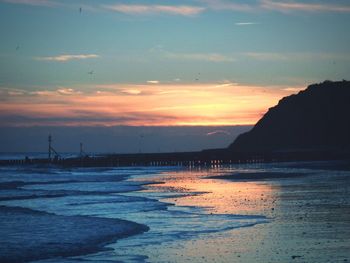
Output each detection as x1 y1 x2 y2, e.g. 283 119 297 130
0 153 349 262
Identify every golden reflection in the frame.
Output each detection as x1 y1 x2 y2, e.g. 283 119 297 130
145 168 278 215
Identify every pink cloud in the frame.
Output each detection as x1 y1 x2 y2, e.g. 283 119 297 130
261 0 350 13
104 4 205 16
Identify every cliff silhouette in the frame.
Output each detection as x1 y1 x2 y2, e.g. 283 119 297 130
229 80 350 153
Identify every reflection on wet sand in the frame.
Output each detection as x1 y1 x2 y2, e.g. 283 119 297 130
145 168 278 215
135 165 350 262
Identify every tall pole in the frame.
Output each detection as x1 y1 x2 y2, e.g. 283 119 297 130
80 142 83 157
48 134 52 160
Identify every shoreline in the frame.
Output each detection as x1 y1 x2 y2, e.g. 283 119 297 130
0 205 149 263
130 161 350 262
0 161 349 262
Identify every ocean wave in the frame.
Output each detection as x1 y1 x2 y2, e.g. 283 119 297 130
0 205 149 263
0 165 271 262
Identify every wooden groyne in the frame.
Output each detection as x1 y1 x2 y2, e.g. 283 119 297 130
0 149 349 168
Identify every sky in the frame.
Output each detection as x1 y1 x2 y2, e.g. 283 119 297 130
0 0 349 152
0 125 252 154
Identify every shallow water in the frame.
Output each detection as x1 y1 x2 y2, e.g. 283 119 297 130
0 164 267 262
0 161 349 262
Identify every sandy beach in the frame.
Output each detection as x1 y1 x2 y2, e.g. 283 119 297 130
135 161 350 262
0 161 349 262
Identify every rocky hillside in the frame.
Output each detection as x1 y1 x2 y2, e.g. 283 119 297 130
229 80 350 153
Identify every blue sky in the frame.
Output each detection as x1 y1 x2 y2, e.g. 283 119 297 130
1 0 349 89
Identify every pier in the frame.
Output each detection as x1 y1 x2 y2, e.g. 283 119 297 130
0 135 349 167
1 149 349 167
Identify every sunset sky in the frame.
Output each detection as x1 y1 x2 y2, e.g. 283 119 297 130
0 0 350 151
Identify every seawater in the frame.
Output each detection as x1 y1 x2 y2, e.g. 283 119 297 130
0 157 270 262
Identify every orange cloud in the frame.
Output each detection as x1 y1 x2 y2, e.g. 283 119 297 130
0 83 304 126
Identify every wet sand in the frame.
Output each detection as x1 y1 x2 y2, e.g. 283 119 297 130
1 162 348 262
143 163 350 262
206 171 307 181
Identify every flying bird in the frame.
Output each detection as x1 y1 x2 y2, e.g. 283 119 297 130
88 70 94 75
79 7 82 14
15 45 20 51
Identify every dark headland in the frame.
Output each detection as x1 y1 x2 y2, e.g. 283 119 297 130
1 80 350 167
229 80 350 153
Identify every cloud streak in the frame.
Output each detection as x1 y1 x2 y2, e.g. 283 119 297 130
1 0 56 7
198 0 350 14
243 52 350 61
164 52 235 62
206 130 231 136
244 52 288 61
147 80 160 84
149 46 235 62
35 54 99 62
235 22 259 26
261 0 350 13
103 4 205 16
198 0 255 12
3 0 350 15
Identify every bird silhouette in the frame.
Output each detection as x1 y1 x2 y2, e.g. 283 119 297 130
88 70 94 75
79 7 82 14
